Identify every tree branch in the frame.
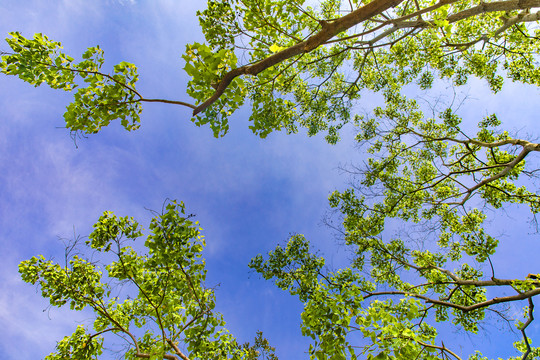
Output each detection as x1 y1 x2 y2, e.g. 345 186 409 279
396 0 540 28
192 0 404 116
409 337 462 360
167 339 191 360
141 98 196 109
366 287 540 312
520 298 535 360
135 353 178 360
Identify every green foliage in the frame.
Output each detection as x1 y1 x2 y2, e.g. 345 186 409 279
7 0 540 359
1 32 142 134
19 201 273 360
182 0 540 141
5 0 540 141
251 103 540 358
43 325 103 360
183 42 246 137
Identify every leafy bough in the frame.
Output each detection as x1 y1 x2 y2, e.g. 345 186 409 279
250 96 540 359
19 201 278 360
4 0 540 141
1 33 194 135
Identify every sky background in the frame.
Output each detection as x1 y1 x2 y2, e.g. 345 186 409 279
0 1 539 359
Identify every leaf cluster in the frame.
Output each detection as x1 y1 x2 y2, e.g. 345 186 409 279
1 32 142 134
19 201 272 360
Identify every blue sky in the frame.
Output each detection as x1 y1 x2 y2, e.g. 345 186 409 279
1 1 539 359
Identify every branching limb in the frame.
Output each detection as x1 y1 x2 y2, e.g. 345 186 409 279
409 337 462 360
520 298 535 360
192 0 404 115
167 339 191 360
395 0 540 28
365 288 540 313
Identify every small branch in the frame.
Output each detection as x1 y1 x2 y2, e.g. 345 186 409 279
167 339 191 360
177 263 202 307
409 129 540 151
520 298 535 360
140 98 196 109
34 61 197 110
88 327 122 340
412 338 462 360
179 310 210 333
453 147 531 205
135 353 178 360
390 0 458 24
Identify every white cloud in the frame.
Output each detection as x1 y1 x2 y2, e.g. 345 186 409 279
115 0 137 5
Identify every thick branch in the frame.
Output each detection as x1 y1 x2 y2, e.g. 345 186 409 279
167 339 191 360
440 10 540 49
367 287 540 312
396 0 540 27
192 0 404 116
520 298 535 360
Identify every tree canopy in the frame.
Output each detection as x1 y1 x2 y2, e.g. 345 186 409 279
19 201 277 360
3 0 540 141
3 0 540 359
251 105 540 359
